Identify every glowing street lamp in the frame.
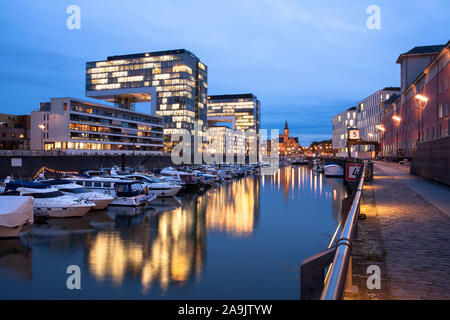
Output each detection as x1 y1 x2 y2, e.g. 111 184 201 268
38 124 45 150
415 94 429 143
392 116 402 161
415 94 429 105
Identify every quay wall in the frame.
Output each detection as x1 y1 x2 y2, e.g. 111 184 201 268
411 136 450 187
0 154 258 179
0 155 175 179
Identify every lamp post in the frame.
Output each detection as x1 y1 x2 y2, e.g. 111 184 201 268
415 94 429 144
38 124 45 151
375 125 386 158
393 116 402 161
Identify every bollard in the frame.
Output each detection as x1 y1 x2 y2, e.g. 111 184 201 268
365 161 374 182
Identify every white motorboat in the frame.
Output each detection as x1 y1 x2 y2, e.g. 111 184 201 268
120 174 182 198
2 181 94 218
324 163 344 177
0 196 34 238
38 179 114 210
110 181 157 206
160 167 200 190
62 176 157 206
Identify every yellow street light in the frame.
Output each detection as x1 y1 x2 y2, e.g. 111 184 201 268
38 124 45 130
392 115 402 122
415 94 429 103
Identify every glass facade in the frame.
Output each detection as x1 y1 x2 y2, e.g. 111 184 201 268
34 98 164 153
207 94 261 133
207 94 261 155
86 49 207 151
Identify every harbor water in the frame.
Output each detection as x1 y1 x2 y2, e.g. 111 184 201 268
0 165 347 299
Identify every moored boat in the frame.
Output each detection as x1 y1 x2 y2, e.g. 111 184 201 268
121 174 182 198
324 163 344 177
2 181 94 218
111 181 157 206
37 179 114 210
0 196 34 238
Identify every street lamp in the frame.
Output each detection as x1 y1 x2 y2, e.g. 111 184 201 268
38 124 45 151
415 94 429 143
393 116 402 161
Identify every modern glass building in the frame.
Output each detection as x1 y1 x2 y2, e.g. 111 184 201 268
207 94 261 155
85 49 208 151
207 94 261 133
30 98 164 154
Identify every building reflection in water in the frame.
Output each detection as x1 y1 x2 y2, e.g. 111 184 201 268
205 177 260 238
84 168 344 295
86 198 206 293
267 165 347 220
85 176 261 293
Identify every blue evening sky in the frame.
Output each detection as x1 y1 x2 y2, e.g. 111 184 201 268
0 0 448 145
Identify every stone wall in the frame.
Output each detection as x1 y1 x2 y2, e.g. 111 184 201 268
411 136 450 186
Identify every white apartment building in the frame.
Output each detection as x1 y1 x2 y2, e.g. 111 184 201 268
30 97 164 155
332 107 357 156
356 87 400 151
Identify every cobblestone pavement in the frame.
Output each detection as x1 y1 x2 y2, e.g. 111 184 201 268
347 163 450 300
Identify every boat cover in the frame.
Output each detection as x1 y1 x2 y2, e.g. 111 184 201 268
0 196 34 228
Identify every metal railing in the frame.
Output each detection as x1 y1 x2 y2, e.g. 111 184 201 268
301 162 366 300
0 150 163 157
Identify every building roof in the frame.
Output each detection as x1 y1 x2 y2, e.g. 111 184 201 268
403 41 450 95
396 44 445 63
208 94 257 101
381 87 401 91
284 120 289 130
106 49 199 61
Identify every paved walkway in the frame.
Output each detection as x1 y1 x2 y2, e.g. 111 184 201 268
347 162 450 300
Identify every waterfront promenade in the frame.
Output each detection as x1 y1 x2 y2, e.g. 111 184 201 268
346 161 450 300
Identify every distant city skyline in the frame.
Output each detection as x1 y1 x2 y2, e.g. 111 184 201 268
0 0 449 145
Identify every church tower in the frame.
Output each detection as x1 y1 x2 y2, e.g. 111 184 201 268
283 120 289 143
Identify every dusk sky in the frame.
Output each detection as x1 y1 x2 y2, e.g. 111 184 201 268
0 0 448 145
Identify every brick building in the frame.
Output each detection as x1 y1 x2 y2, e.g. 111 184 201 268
279 121 300 156
382 42 450 159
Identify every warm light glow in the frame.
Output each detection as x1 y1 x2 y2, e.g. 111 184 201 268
392 116 402 122
415 94 429 102
38 124 45 130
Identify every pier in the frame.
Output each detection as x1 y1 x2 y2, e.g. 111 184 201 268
345 161 450 299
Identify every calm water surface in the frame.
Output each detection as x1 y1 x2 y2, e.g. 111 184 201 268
0 165 347 299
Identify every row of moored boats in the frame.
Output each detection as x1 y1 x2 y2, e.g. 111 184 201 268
0 164 263 238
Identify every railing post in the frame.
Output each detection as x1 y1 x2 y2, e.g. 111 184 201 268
300 247 336 300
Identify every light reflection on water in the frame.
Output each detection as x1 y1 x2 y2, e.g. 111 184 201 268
0 165 347 299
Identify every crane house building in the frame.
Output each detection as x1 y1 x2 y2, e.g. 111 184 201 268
85 49 208 152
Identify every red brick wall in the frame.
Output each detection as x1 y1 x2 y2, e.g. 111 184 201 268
382 54 450 159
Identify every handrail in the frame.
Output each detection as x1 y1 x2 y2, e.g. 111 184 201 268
320 163 366 300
